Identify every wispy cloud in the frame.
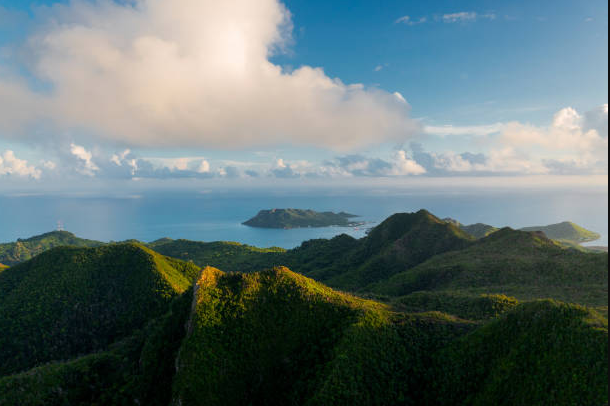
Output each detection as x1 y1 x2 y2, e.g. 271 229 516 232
425 123 505 137
441 12 496 23
395 15 427 26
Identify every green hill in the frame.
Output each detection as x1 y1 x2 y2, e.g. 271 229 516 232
520 221 601 245
290 210 475 291
434 300 608 406
171 266 472 406
243 208 360 229
371 228 608 310
0 243 200 375
0 231 103 266
443 218 499 239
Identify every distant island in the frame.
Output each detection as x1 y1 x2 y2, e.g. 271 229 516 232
243 209 362 229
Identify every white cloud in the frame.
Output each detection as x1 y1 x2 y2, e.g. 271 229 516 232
501 105 608 154
0 150 42 179
442 12 477 23
391 150 426 175
0 0 419 151
441 12 495 23
197 160 211 174
70 143 99 176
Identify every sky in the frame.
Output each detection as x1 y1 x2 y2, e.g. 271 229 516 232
0 0 607 193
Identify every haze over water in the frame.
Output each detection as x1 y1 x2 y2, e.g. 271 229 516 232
1 189 607 248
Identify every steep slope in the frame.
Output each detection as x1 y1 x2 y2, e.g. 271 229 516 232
434 300 608 406
0 231 103 266
171 266 471 406
372 228 608 308
0 287 195 406
520 221 601 245
0 243 200 375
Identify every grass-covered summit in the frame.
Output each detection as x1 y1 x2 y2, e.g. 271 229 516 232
0 243 199 375
243 208 360 229
0 230 103 266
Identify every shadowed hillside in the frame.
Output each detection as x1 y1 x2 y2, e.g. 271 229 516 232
434 300 608 406
149 239 285 273
371 228 608 310
0 243 200 375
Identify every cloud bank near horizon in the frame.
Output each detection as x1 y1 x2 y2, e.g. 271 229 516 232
0 0 418 150
0 103 606 183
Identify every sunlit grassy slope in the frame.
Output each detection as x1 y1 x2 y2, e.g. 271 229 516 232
520 221 601 245
171 266 473 406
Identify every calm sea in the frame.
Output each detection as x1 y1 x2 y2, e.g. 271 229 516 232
0 190 607 248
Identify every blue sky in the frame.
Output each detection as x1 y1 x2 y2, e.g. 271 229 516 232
0 0 607 191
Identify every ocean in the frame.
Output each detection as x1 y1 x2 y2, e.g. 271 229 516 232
0 189 607 248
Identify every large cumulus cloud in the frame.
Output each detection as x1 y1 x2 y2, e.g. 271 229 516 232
0 0 419 150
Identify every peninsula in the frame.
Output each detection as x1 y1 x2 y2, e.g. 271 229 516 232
243 209 361 229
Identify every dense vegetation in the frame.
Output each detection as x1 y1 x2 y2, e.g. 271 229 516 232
171 267 475 406
0 243 199 375
0 288 194 406
0 210 607 405
149 239 285 273
443 218 499 239
371 228 608 312
0 231 103 266
433 300 608 406
393 292 520 321
243 208 360 228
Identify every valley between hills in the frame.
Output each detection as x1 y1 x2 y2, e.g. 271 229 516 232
0 209 607 405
